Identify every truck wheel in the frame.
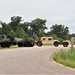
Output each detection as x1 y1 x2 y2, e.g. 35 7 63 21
63 42 68 47
13 42 16 45
6 44 10 48
18 42 23 47
23 42 26 47
1 44 6 48
25 41 31 47
36 41 42 47
53 41 59 47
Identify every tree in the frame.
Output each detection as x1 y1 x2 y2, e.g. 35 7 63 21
19 22 30 34
15 28 28 39
9 30 15 37
68 33 75 39
50 24 69 39
9 16 22 32
8 17 48 38
30 18 47 35
0 22 11 34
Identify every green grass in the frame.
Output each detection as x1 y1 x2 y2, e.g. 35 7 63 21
42 44 53 46
0 45 19 50
53 48 75 68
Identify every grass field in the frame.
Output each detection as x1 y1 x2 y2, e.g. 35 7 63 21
53 48 75 68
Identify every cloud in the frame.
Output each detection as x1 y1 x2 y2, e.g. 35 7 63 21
0 0 75 33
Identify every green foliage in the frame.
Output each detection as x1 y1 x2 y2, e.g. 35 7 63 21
53 49 75 68
8 17 47 39
52 34 58 40
19 22 30 33
9 30 15 37
50 24 69 40
9 16 22 32
15 28 28 39
11 16 22 23
68 33 75 39
30 18 47 35
0 22 11 34
35 36 39 40
57 38 63 44
0 16 74 40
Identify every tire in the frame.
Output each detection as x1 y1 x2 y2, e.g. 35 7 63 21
23 41 34 47
1 44 6 48
53 41 59 47
63 42 68 47
18 42 23 47
25 41 32 47
6 44 10 48
36 41 42 47
23 42 26 47
13 42 16 45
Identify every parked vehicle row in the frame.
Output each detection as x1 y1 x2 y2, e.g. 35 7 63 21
0 35 70 48
0 34 43 48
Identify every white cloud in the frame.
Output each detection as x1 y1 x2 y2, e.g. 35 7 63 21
0 0 75 33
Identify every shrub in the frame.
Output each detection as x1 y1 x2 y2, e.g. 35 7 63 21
53 49 75 68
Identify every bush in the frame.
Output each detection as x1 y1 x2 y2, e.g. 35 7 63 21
53 49 75 68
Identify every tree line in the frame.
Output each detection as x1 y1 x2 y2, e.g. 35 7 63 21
0 16 75 40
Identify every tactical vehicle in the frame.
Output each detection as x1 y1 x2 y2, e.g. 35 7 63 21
0 34 43 48
0 34 16 48
53 40 69 47
17 38 42 47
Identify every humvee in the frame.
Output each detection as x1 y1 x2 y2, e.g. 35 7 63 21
53 40 69 47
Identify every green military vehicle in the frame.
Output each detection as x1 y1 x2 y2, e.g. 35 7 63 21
0 34 42 48
17 38 42 47
0 34 16 48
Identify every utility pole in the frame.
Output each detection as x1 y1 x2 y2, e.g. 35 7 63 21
71 37 74 50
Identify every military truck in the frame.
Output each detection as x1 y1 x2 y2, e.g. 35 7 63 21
17 38 43 47
41 37 54 45
0 34 43 48
53 40 69 47
0 34 16 48
41 37 69 47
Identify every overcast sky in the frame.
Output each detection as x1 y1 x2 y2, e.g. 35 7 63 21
0 0 75 34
